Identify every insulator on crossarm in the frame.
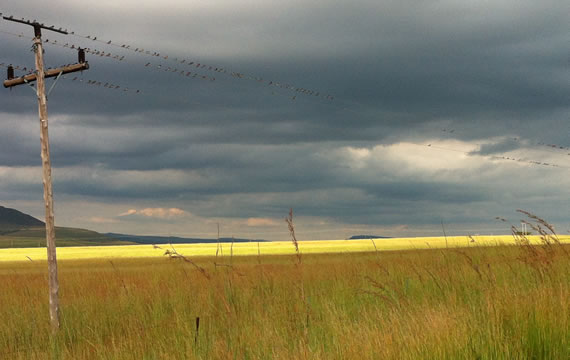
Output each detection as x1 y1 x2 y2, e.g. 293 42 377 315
78 48 86 63
7 65 14 80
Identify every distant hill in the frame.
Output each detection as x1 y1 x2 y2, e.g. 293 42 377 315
0 205 136 248
348 235 392 240
0 205 44 233
106 233 269 245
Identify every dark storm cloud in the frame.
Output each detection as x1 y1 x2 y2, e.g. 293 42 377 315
2 0 568 146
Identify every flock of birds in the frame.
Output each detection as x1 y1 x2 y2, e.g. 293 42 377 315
0 13 335 102
437 128 569 168
1 23 333 101
72 32 335 101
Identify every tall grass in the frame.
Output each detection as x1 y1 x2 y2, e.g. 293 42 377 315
0 238 569 358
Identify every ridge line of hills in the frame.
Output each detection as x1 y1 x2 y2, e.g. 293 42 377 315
0 205 272 248
0 205 390 248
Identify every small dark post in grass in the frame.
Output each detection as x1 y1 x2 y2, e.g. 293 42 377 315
195 316 200 345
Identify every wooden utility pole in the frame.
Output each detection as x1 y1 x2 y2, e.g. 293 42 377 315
3 16 89 332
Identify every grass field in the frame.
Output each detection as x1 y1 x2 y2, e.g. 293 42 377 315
1 235 569 262
1 228 569 359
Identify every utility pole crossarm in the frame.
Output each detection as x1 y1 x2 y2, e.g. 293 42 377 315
2 15 69 35
4 62 89 88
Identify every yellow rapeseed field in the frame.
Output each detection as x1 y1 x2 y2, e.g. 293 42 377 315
1 235 568 262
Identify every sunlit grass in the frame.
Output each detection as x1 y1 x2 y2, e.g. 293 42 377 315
1 241 569 359
1 235 568 262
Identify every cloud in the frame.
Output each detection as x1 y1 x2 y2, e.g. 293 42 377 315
87 216 119 224
118 207 189 219
118 209 138 217
246 217 279 227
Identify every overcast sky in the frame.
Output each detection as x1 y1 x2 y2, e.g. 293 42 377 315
0 0 568 240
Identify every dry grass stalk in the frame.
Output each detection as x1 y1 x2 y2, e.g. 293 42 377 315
285 208 310 347
285 208 301 265
164 244 210 280
370 238 378 253
512 210 568 279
